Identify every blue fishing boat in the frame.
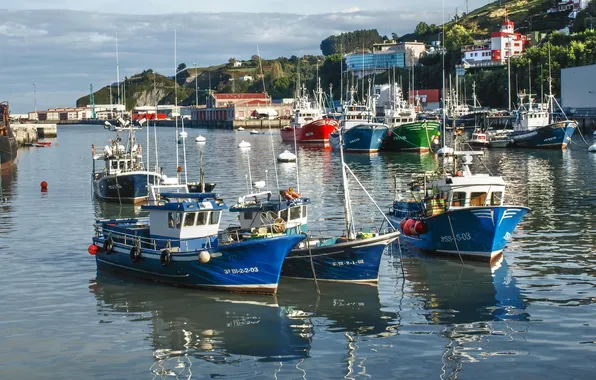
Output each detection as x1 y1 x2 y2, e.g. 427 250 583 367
510 94 577 149
329 88 388 153
90 192 305 293
387 151 530 262
228 125 400 283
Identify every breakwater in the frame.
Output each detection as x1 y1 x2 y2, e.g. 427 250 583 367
11 124 57 146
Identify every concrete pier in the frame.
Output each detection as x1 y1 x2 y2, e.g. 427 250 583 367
11 124 57 146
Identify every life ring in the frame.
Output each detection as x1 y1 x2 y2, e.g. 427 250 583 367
130 244 142 263
103 237 114 253
160 249 172 267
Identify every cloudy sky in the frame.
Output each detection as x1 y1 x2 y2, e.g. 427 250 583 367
2 1 491 113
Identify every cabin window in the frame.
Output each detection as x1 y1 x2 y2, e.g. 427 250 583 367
452 192 466 207
119 161 125 170
470 192 487 206
302 206 308 218
210 211 221 225
196 212 208 226
290 206 301 220
184 213 196 227
111 161 118 169
243 211 253 220
279 209 288 221
168 212 181 229
491 192 503 206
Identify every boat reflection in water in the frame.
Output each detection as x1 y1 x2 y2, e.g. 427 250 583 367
92 198 145 220
399 248 529 378
90 274 398 378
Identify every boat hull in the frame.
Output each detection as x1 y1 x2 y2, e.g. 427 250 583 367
510 120 577 149
329 124 388 152
92 234 305 294
280 118 339 145
0 103 17 170
388 206 530 262
280 232 400 283
383 121 440 152
93 171 162 204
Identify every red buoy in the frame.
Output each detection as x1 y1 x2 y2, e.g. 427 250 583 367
40 181 48 189
403 219 416 235
414 220 428 235
88 244 98 255
399 218 408 231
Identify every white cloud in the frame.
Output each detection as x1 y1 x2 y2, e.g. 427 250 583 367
0 3 491 112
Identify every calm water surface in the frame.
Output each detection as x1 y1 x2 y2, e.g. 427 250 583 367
1 125 595 379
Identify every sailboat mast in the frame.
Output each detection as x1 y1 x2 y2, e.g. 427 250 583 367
441 0 446 148
116 33 120 115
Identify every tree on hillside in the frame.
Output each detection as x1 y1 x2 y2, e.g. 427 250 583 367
177 63 187 73
391 32 399 41
320 29 383 55
228 58 237 66
415 22 430 35
250 55 261 67
446 24 474 49
270 61 284 80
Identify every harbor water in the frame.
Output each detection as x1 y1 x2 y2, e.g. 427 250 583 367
1 125 595 379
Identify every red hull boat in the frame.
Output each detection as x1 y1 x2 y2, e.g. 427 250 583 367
280 118 339 146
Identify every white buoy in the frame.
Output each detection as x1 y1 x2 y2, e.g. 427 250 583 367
179 131 188 138
238 140 251 148
198 251 210 263
237 127 245 131
589 143 596 152
249 129 259 134
277 149 297 162
195 135 206 143
437 146 454 156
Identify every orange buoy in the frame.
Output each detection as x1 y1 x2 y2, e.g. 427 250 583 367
88 244 98 255
40 181 48 191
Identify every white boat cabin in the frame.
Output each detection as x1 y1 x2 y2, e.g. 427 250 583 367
143 193 224 241
230 191 310 233
514 94 550 131
435 174 506 209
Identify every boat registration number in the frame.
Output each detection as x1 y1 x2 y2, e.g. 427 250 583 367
440 233 471 243
224 267 259 274
332 259 364 267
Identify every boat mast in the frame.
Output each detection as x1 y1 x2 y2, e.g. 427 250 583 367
548 43 553 123
441 0 446 148
174 30 180 183
338 129 355 239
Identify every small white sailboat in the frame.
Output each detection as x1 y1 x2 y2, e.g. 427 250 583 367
238 140 251 148
249 129 259 135
195 135 206 143
277 150 296 163
237 127 245 131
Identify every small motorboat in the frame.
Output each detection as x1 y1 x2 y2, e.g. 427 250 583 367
237 127 245 131
249 130 259 135
238 140 251 148
488 132 512 149
195 135 206 143
468 129 488 148
436 146 454 156
277 150 296 163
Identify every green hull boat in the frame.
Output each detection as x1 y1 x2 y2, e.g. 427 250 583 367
383 121 441 152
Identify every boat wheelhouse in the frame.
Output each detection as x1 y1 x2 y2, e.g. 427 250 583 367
91 192 305 293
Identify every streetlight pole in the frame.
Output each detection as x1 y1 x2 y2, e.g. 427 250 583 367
193 63 198 106
33 82 37 112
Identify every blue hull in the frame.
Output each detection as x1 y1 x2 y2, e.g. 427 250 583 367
388 206 529 261
92 234 305 294
280 232 400 283
511 121 577 149
330 124 388 152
